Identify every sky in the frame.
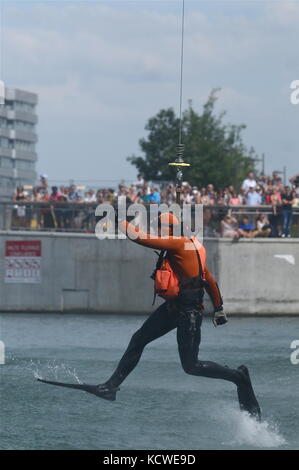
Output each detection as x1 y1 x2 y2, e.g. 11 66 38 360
0 0 298 186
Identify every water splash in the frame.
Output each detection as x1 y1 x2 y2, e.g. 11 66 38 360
220 405 286 448
28 358 43 380
36 359 82 383
58 362 82 384
5 353 82 384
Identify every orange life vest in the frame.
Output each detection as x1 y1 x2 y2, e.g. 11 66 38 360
152 237 206 301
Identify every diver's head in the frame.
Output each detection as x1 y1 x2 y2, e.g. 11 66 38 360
158 212 180 237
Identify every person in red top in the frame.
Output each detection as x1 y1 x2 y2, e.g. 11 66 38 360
49 186 62 201
96 211 261 419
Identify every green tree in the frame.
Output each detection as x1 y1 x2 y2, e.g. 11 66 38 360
127 89 258 188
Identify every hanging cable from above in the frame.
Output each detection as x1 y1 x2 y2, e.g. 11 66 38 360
169 0 190 205
178 0 185 147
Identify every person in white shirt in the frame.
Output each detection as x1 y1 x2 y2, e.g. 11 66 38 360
133 174 144 188
242 172 257 193
84 190 96 202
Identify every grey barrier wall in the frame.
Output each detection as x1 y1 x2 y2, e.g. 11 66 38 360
0 231 298 315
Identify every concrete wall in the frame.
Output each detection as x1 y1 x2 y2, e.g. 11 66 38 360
0 231 298 315
216 238 299 315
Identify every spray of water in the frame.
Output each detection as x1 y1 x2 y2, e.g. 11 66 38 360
36 359 82 383
219 404 286 449
6 353 82 384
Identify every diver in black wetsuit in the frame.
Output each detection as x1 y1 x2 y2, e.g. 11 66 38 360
38 211 261 420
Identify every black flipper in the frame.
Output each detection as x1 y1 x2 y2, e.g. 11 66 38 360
236 365 261 421
37 378 119 401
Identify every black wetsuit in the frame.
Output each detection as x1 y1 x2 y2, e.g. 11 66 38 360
106 289 240 389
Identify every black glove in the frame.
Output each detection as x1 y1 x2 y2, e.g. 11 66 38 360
213 306 228 327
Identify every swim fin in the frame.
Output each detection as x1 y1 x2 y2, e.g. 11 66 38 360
236 365 261 421
37 378 119 401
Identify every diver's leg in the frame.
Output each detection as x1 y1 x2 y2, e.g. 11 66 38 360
105 301 177 389
177 308 240 383
38 302 176 401
176 306 261 419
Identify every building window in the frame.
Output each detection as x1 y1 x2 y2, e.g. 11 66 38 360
0 117 7 129
14 120 35 131
5 101 13 110
13 140 35 151
0 176 14 188
15 159 35 170
0 137 10 148
5 120 35 131
13 101 35 113
0 157 13 168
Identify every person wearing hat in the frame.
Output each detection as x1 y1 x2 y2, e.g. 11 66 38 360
38 207 261 419
93 211 261 419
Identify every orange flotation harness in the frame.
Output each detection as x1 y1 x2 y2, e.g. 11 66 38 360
151 237 207 303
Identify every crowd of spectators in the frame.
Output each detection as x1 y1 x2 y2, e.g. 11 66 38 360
11 171 299 237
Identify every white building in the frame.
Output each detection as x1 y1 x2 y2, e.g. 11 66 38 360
0 87 38 200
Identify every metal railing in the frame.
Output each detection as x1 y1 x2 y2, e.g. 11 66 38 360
0 201 298 238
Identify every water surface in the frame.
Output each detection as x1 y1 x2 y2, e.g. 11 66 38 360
0 313 298 450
